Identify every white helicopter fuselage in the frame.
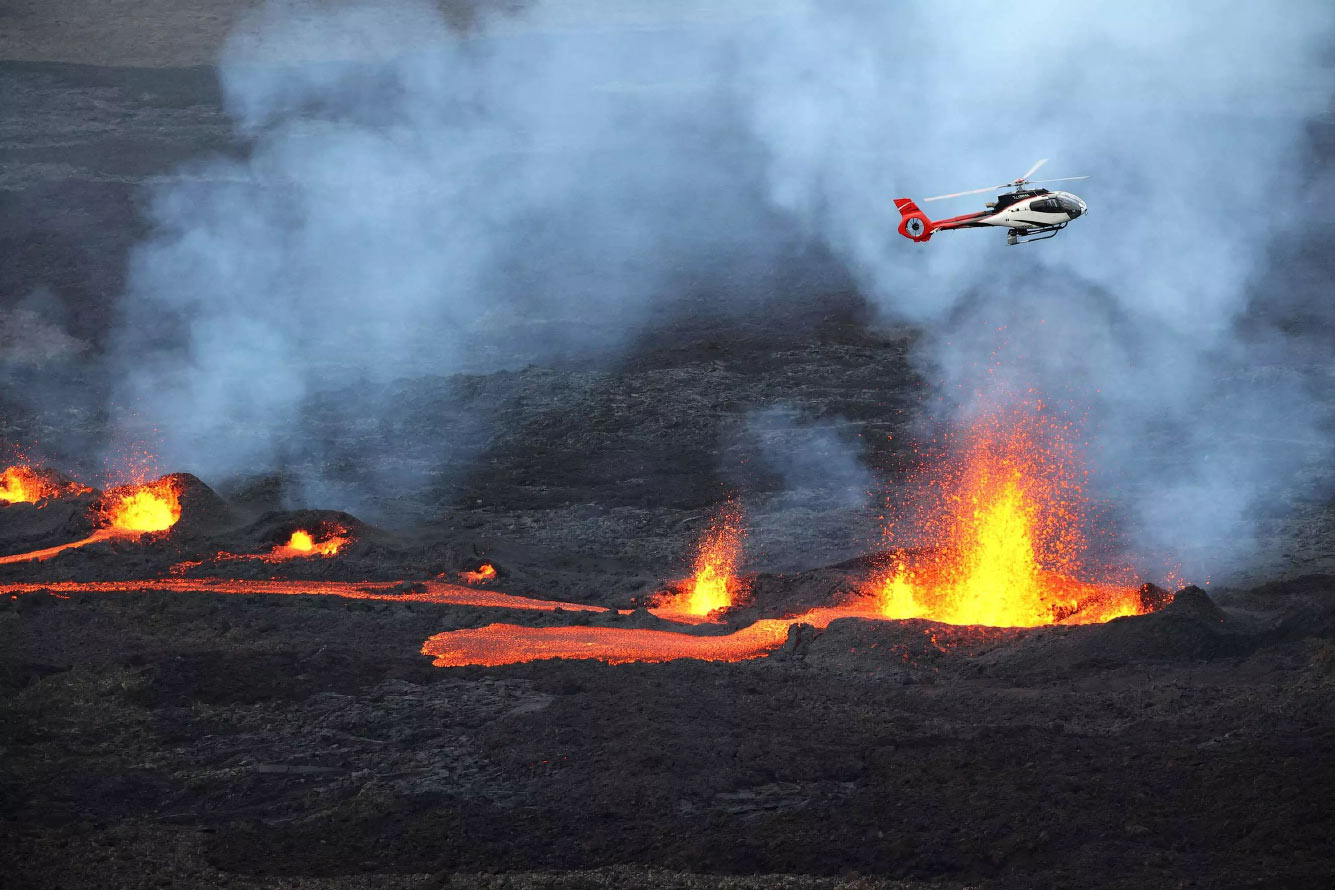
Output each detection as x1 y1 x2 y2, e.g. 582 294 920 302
977 190 1088 229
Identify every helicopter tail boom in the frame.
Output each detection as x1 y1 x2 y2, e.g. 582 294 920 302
894 198 989 242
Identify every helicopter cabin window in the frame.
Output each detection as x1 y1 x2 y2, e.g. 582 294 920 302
1029 197 1062 213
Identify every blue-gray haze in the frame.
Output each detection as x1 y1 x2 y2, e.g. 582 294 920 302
106 0 1334 579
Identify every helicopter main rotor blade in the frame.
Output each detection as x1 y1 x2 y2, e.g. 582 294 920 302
922 184 1010 202
1025 175 1089 185
1017 158 1049 182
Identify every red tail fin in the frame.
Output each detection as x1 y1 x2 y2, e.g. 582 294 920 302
894 198 933 242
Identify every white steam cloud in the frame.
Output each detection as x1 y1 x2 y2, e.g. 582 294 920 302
109 0 1334 577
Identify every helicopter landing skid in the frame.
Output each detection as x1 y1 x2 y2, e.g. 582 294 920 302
1007 223 1067 246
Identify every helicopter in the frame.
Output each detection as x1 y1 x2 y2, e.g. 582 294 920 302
894 159 1088 246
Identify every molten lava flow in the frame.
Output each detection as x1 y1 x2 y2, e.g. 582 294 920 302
100 478 181 533
0 579 609 613
875 403 1152 627
0 529 119 565
650 501 747 624
461 562 497 584
422 604 870 668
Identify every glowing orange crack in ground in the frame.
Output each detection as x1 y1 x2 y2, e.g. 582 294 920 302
0 579 608 613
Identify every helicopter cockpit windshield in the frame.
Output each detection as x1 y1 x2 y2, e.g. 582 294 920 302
1030 193 1084 218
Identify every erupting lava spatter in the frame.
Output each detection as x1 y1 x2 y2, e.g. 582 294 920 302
650 500 746 624
0 466 53 503
100 478 182 533
0 465 88 504
269 528 347 559
0 476 183 565
461 562 497 584
875 402 1153 627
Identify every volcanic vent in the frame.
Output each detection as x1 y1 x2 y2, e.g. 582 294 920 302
874 402 1155 627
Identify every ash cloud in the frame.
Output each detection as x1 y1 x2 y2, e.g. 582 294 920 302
108 0 1334 576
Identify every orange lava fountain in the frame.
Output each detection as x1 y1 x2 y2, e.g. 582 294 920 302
99 478 182 533
268 528 347 559
0 466 53 503
875 403 1152 627
460 562 497 584
650 501 746 624
0 465 89 504
0 477 182 565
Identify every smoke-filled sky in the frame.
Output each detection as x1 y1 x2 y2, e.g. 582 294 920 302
104 0 1334 577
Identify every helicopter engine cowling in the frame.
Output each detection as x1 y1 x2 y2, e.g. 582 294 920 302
893 198 934 242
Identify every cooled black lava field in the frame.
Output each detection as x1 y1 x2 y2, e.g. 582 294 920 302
5 5 1335 889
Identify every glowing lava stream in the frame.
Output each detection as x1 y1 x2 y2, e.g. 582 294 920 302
874 403 1151 627
422 604 875 667
649 501 746 624
0 578 609 613
0 529 121 565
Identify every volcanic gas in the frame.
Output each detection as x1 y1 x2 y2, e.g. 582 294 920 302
650 500 747 624
874 402 1155 627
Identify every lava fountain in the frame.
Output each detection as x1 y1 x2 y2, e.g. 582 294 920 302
0 477 182 565
0 465 88 504
460 562 497 584
650 500 746 624
876 402 1154 627
267 528 348 560
99 478 182 533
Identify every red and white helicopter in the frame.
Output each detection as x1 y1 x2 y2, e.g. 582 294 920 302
895 159 1088 246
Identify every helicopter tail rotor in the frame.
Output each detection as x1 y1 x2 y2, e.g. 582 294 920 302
893 198 934 242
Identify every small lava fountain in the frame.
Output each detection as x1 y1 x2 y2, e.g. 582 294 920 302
0 476 182 565
268 528 348 560
460 562 498 584
99 478 182 533
0 466 51 504
650 500 746 624
0 465 89 504
875 402 1155 627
